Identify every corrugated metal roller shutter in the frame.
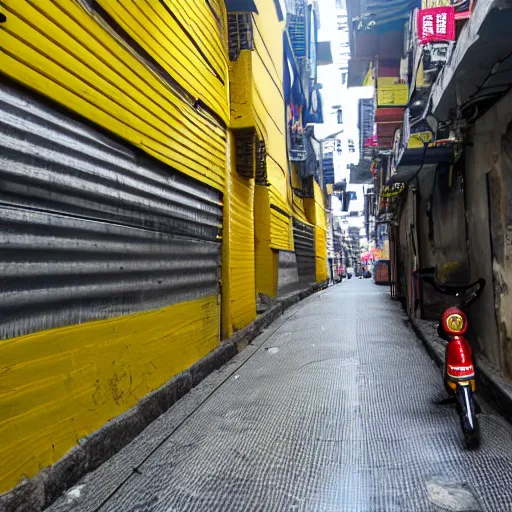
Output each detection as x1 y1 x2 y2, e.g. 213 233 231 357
0 82 222 340
270 207 293 250
293 218 315 283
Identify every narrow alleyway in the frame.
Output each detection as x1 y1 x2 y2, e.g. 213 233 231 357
50 281 512 512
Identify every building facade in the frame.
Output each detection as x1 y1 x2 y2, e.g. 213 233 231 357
346 0 512 380
0 0 328 497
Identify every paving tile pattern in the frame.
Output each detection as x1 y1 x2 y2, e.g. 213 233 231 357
49 281 512 512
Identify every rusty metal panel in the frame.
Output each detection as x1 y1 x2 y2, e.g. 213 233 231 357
0 82 222 340
293 218 315 283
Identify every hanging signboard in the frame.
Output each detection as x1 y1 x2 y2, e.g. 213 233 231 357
418 7 455 44
364 135 379 148
381 183 405 198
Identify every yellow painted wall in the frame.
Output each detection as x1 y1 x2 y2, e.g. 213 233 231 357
97 0 229 121
291 164 311 224
0 0 227 190
305 181 327 229
229 51 254 129
315 227 328 282
0 0 326 495
270 208 294 250
252 3 294 251
305 181 328 282
164 0 228 100
222 131 256 338
0 0 229 494
0 296 220 493
230 1 315 300
255 186 278 297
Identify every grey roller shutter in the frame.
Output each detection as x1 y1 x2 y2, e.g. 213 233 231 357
293 218 315 283
0 83 222 340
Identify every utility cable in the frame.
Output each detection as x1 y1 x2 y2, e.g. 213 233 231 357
405 139 430 186
460 51 512 116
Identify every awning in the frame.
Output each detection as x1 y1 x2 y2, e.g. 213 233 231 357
388 145 453 183
225 0 258 12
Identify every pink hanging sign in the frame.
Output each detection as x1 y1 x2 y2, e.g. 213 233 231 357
418 7 456 44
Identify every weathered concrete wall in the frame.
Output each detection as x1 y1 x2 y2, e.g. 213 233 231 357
413 162 471 319
397 159 470 320
430 164 469 281
415 163 469 281
277 251 300 292
466 90 512 375
416 169 437 270
397 185 419 315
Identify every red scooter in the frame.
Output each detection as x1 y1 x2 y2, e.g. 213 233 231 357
419 270 486 449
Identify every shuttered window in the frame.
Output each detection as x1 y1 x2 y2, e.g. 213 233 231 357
228 13 254 61
234 128 268 184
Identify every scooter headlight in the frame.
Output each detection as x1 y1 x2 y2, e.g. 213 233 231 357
446 314 464 332
442 307 468 335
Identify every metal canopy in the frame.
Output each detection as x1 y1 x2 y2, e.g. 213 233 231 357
360 0 418 26
389 146 453 183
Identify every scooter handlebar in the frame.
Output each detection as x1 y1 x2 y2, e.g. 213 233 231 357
415 268 486 305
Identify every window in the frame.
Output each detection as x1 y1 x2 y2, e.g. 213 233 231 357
255 138 268 186
228 13 253 61
234 128 256 178
287 13 306 58
234 128 267 184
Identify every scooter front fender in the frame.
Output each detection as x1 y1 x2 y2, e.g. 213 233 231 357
446 336 475 379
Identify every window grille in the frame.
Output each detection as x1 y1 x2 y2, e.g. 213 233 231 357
234 128 255 178
228 13 253 61
255 138 268 186
234 129 268 184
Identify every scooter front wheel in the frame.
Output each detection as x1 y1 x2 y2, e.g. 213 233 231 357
456 384 480 450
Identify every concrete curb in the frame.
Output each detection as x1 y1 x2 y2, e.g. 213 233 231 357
410 316 512 424
0 282 326 512
409 317 444 367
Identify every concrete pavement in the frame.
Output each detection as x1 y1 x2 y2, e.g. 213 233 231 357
49 280 512 512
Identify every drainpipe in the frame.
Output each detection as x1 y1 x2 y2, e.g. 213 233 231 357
319 140 324 193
